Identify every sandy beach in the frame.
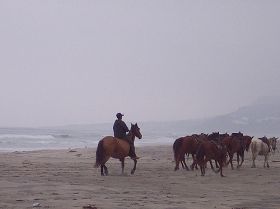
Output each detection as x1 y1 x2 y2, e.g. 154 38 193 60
0 145 279 209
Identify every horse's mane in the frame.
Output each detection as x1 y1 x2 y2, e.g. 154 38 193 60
232 132 243 137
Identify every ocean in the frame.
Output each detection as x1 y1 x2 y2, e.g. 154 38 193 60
0 123 182 152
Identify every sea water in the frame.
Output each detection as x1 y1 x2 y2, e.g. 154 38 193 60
0 123 182 152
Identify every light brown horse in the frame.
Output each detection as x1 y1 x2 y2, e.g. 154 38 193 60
95 123 142 176
173 133 208 171
173 135 199 171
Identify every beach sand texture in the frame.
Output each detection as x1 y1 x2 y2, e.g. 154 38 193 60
0 146 279 209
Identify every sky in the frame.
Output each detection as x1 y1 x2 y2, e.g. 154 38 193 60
0 1 280 127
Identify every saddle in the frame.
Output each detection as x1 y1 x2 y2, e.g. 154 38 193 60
259 137 270 152
115 136 133 144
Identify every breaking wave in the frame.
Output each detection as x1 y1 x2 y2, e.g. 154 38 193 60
0 134 56 140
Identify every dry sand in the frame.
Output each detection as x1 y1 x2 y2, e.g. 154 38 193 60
0 145 279 209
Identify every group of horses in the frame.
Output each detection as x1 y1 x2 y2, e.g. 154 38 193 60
94 123 278 177
173 132 278 177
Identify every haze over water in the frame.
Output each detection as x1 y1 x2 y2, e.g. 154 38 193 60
0 1 279 151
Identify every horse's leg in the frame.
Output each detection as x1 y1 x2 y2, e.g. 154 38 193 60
203 162 206 176
180 160 185 169
199 165 203 176
200 164 204 176
237 154 240 166
229 153 234 170
131 159 137 175
190 154 196 170
120 158 125 174
101 164 108 176
215 160 219 168
104 165 108 176
267 157 270 168
264 155 269 168
182 155 189 171
219 160 225 177
174 159 180 171
174 154 181 171
237 152 244 168
251 154 256 168
226 151 230 166
194 154 198 170
209 160 215 170
101 165 104 176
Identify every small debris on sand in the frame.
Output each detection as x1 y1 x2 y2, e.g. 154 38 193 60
82 204 98 209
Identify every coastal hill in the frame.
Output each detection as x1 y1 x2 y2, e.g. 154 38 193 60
142 96 280 137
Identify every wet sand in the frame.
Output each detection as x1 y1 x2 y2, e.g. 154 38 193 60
0 146 279 209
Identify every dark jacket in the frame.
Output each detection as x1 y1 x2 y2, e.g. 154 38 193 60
113 119 129 139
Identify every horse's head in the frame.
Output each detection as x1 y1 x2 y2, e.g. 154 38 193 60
131 123 142 139
243 135 253 151
198 133 208 141
219 133 229 140
208 132 220 141
269 137 278 151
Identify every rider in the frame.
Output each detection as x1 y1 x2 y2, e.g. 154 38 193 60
113 113 139 160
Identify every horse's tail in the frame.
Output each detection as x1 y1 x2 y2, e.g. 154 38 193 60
173 138 183 162
250 141 257 155
95 139 105 168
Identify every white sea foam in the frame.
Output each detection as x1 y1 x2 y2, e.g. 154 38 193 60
0 126 181 152
0 134 55 140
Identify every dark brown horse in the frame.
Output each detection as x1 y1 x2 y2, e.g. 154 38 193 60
95 123 142 176
222 132 253 169
206 132 229 169
195 140 227 177
173 134 207 171
237 135 253 165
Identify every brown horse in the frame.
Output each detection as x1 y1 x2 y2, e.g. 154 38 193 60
222 132 243 169
173 134 207 171
236 135 253 166
207 132 229 169
222 133 253 169
95 123 142 176
195 140 227 177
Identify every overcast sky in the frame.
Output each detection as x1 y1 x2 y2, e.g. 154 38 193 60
0 1 279 127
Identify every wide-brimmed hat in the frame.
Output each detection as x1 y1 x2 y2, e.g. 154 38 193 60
116 113 124 118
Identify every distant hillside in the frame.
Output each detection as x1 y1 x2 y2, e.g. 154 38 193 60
54 97 280 138
200 97 280 136
141 97 280 137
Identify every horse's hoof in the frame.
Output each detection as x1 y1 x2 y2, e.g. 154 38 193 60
131 170 135 175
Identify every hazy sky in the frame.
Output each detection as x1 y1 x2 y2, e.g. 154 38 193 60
0 1 280 127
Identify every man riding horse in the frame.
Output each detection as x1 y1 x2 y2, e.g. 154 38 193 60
113 113 139 160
